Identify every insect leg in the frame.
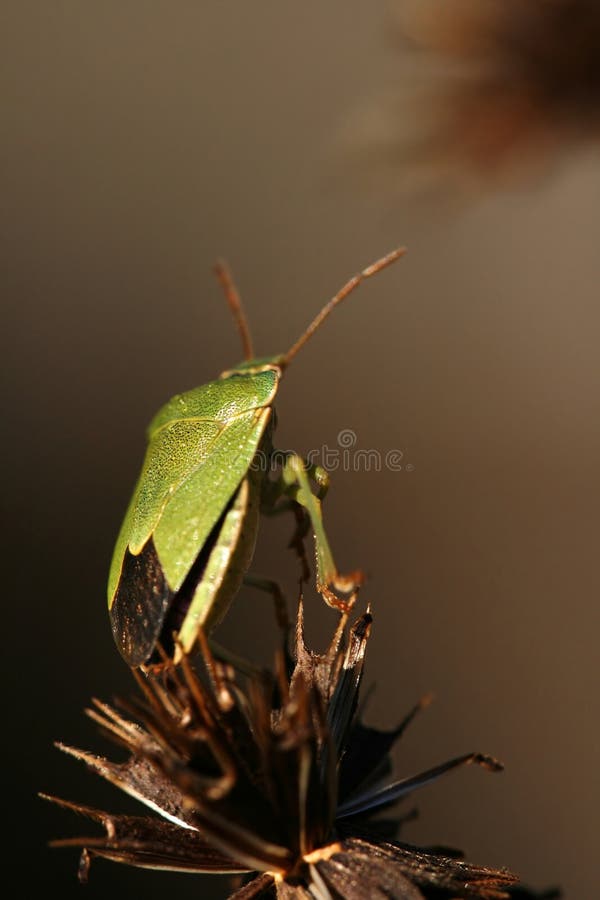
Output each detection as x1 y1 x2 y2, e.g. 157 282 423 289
243 573 290 633
280 453 364 610
303 460 330 500
260 473 311 582
206 578 289 675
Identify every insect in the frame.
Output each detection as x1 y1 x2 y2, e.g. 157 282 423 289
108 248 405 666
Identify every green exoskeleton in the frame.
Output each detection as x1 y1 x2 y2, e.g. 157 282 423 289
108 248 405 666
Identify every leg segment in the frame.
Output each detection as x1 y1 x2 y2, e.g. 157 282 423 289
271 453 364 610
243 573 290 633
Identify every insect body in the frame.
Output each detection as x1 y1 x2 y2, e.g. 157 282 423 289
108 249 405 666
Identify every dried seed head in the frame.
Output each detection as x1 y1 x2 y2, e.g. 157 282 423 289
43 600 552 898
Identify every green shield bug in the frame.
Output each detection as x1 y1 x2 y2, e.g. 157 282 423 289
108 248 405 666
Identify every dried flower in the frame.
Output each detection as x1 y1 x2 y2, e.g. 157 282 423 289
43 602 552 898
356 0 600 191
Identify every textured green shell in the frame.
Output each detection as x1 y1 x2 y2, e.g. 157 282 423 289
107 367 279 606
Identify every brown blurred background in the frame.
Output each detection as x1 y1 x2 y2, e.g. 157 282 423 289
3 3 598 898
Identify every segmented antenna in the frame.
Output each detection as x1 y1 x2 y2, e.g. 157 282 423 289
213 260 254 361
283 247 406 367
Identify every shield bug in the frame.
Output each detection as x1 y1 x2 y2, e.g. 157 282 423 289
108 248 405 666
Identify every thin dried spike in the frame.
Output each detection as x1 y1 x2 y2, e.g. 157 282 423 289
59 839 249 876
78 848 91 884
140 665 189 720
54 742 109 769
178 645 219 727
392 692 435 741
213 259 254 361
325 611 373 761
52 744 198 830
113 692 190 754
84 700 147 750
224 676 258 727
326 651 345 700
89 697 144 734
324 603 353 668
297 735 315 859
131 666 170 715
274 646 291 707
201 744 238 802
337 694 435 803
308 862 335 900
197 627 234 712
356 680 376 719
85 708 157 758
214 657 238 691
50 835 105 851
279 681 324 855
276 670 313 749
344 612 373 671
295 595 306 657
73 845 247 877
228 872 276 899
337 752 503 819
146 666 190 720
246 673 274 756
42 799 141 871
163 652 190 692
311 685 339 847
39 792 116 832
324 618 350 699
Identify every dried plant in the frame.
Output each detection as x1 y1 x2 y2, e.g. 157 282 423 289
43 600 554 899
352 0 600 191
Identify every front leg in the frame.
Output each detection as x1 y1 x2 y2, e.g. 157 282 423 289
264 452 364 611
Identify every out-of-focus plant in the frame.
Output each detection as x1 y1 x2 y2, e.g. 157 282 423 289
349 0 600 193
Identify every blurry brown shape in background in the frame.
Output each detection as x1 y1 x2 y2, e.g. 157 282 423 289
356 0 600 191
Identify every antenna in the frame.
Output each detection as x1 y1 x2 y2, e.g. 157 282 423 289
213 260 254 361
283 247 407 367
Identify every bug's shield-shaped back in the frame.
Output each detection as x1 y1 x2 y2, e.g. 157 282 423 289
108 368 279 665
